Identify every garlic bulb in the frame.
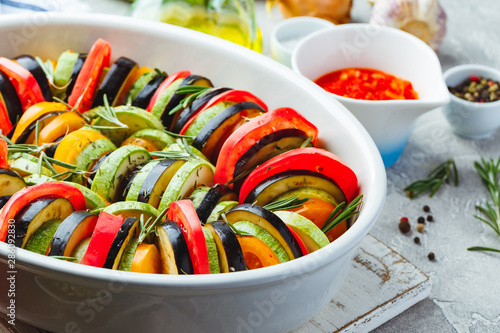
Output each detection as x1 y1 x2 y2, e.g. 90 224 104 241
369 0 447 51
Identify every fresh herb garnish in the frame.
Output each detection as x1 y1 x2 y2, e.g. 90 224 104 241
263 195 309 212
138 208 169 244
164 129 195 140
168 85 212 115
91 95 128 130
149 151 191 160
321 194 363 234
404 159 459 199
221 213 252 236
300 136 314 148
468 156 500 253
50 256 77 261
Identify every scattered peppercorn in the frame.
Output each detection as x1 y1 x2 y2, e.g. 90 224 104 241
399 217 411 234
417 216 425 224
448 75 500 102
428 252 435 261
427 215 434 222
414 237 420 244
423 205 430 212
416 223 425 233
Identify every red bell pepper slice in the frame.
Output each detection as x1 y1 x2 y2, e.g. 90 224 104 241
214 107 318 187
0 57 45 111
238 147 359 204
146 70 190 112
166 200 210 274
0 138 8 169
178 89 268 135
0 182 86 242
0 101 12 135
68 38 111 112
80 212 124 267
286 225 309 256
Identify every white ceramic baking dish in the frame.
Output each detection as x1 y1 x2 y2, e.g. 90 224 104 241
0 13 386 333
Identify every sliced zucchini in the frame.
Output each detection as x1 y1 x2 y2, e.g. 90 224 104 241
91 145 151 202
205 221 246 273
0 168 27 196
195 184 237 224
24 174 53 186
14 197 75 248
70 236 91 263
206 200 239 223
189 186 211 209
64 182 108 209
118 237 139 272
103 201 159 223
92 105 164 146
48 211 99 257
103 217 140 270
225 204 303 260
130 71 166 109
273 187 340 206
8 153 52 177
158 159 215 212
125 128 176 151
25 219 62 255
202 225 220 274
52 50 79 99
156 221 194 275
70 137 117 184
244 170 347 206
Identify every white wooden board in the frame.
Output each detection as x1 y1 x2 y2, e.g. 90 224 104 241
1 234 430 333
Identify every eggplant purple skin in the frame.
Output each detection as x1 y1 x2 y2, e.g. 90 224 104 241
116 164 143 202
195 184 235 225
171 87 232 134
131 72 166 109
191 101 265 152
88 151 113 185
0 69 23 126
136 159 180 204
0 195 12 210
226 203 303 259
159 220 194 275
13 196 58 247
15 55 53 102
48 211 97 257
65 53 87 101
208 220 246 272
160 75 214 130
102 216 138 269
91 56 137 108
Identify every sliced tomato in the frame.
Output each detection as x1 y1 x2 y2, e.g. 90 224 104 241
0 182 86 241
166 200 210 274
238 147 359 204
146 70 190 112
68 38 111 112
236 235 281 269
214 107 318 187
79 212 124 267
0 138 8 169
0 57 45 111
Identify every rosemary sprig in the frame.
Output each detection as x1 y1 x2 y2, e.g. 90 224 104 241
168 85 212 115
263 195 310 212
404 159 459 199
91 95 128 130
164 129 195 139
149 151 191 160
321 194 363 234
221 213 253 236
300 136 314 148
50 256 77 261
138 207 169 244
467 156 500 253
179 138 199 159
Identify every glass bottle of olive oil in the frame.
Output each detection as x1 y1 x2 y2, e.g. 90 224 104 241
131 0 262 52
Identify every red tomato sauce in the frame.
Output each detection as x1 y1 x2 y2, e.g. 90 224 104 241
314 68 418 101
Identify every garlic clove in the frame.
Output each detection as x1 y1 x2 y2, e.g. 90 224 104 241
369 0 447 51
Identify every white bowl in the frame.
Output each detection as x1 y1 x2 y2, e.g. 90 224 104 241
0 14 386 333
270 16 334 67
292 24 450 167
442 64 500 138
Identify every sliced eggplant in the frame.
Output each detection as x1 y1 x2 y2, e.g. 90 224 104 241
192 101 265 162
116 165 142 202
206 221 246 273
48 211 99 257
0 168 27 196
103 217 140 270
45 135 64 158
161 75 214 130
65 53 87 100
156 220 194 275
92 57 138 108
14 196 75 248
244 170 347 206
14 110 65 144
88 151 113 184
15 55 52 101
172 87 232 133
0 195 12 210
131 73 164 109
189 186 211 209
233 129 310 177
225 204 303 260
127 159 187 209
195 184 237 224
0 70 23 127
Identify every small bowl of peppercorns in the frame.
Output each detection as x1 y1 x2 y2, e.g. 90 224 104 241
442 64 500 139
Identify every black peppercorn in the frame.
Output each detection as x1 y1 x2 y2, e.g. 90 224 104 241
423 205 430 212
428 252 435 261
414 237 420 244
427 215 434 222
417 216 425 224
